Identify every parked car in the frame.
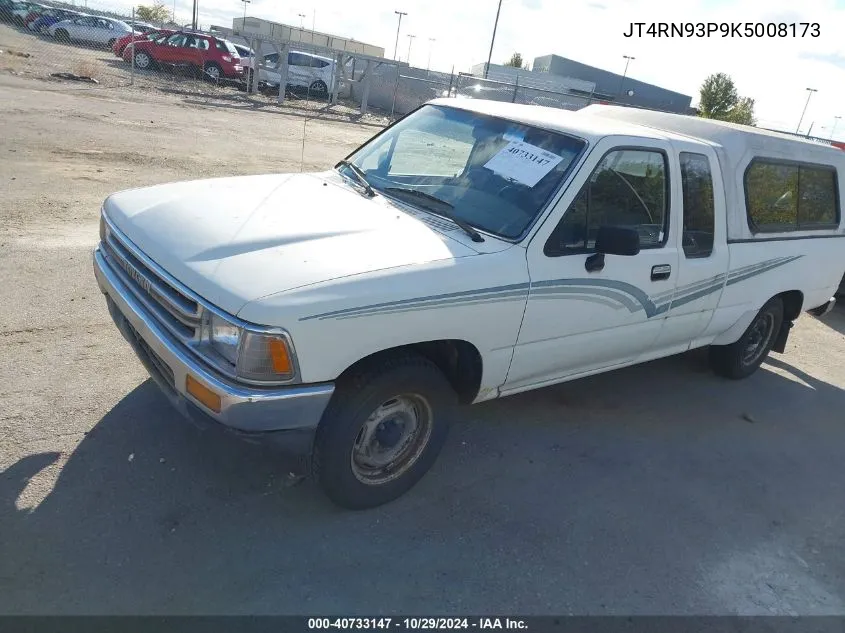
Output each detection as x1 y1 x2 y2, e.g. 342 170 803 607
232 44 253 61
123 31 243 81
7 0 44 25
27 7 80 31
92 100 845 509
48 15 136 48
0 0 15 22
112 27 173 57
252 49 335 97
126 20 157 33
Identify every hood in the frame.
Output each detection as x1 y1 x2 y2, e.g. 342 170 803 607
104 172 496 316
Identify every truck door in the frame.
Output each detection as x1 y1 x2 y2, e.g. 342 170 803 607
504 137 680 393
648 142 727 355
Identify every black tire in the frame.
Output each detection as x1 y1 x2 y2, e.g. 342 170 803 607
309 79 328 96
314 352 456 510
54 28 69 41
709 297 784 380
203 62 222 82
107 38 116 49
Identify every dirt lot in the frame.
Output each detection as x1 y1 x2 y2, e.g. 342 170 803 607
1 53 845 615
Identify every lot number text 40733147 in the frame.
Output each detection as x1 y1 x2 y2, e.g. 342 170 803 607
307 618 529 630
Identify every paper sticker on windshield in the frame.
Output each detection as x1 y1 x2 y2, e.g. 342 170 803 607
484 141 564 187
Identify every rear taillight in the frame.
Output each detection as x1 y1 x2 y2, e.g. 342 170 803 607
222 55 232 62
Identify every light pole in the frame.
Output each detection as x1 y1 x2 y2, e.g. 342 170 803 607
427 37 435 71
406 34 415 66
618 55 635 98
240 0 250 24
393 11 407 60
830 115 842 141
796 87 817 133
484 0 503 79
297 12 305 41
171 0 176 23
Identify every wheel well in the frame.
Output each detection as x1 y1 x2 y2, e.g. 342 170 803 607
337 340 483 405
777 290 803 322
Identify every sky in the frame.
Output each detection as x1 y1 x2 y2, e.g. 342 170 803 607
98 0 845 139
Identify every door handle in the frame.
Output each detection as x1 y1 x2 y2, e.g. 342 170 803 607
651 264 671 281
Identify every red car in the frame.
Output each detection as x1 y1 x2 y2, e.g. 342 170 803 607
113 28 174 57
122 31 243 81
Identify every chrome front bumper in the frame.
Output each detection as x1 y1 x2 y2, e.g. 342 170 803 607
92 245 335 436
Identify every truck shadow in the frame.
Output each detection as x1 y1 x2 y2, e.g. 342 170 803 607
3 352 845 613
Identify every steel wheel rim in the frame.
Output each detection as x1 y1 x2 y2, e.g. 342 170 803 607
741 312 775 366
206 65 220 80
135 52 149 68
351 393 433 485
311 81 326 94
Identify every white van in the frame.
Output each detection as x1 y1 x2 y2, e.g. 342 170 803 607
93 100 845 509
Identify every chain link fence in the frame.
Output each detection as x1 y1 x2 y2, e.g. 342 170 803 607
2 0 694 128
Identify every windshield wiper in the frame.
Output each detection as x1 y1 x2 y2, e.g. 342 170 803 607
384 187 485 243
336 160 374 197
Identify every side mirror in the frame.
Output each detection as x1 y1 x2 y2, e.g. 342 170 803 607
595 225 640 256
585 226 640 273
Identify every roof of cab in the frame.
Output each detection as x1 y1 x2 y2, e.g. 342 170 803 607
428 97 678 143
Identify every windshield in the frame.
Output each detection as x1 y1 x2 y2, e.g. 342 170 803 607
344 104 585 239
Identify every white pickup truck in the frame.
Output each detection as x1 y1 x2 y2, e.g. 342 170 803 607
93 100 845 509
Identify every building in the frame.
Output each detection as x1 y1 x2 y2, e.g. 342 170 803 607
227 17 384 58
532 54 693 114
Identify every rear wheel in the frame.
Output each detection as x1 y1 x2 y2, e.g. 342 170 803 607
314 353 456 510
203 62 222 82
54 28 69 41
709 297 784 379
107 38 116 49
309 79 328 97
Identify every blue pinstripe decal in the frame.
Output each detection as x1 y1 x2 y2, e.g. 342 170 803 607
298 256 803 321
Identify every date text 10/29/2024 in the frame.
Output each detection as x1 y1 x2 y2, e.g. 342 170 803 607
623 22 820 37
308 618 528 631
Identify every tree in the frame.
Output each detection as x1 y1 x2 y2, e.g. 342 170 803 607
698 73 756 126
135 2 170 23
504 52 527 69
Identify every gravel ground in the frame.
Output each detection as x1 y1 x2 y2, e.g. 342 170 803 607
1 65 845 616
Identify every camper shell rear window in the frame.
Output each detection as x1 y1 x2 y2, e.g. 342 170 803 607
744 158 840 233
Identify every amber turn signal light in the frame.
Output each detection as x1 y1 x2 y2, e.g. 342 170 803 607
185 375 222 413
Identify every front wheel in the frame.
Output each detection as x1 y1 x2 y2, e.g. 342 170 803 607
709 297 784 379
133 50 153 70
313 353 456 509
54 28 69 41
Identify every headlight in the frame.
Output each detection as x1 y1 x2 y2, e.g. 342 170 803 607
99 211 109 244
207 313 295 382
209 312 240 365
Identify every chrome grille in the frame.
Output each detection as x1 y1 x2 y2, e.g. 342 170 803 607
102 228 201 342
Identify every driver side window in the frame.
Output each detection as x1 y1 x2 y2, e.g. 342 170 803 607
545 148 668 256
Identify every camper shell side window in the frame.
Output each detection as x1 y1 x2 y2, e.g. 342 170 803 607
743 158 840 233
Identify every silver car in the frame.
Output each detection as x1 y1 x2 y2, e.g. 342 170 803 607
48 15 135 47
